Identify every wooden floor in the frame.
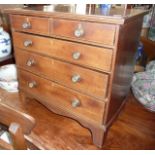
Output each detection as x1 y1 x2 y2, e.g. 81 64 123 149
0 89 155 150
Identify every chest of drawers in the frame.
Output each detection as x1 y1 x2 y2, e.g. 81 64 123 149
7 7 146 148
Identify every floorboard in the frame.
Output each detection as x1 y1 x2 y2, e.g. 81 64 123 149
0 89 155 150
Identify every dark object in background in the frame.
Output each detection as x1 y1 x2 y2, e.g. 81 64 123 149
0 55 14 66
135 42 147 67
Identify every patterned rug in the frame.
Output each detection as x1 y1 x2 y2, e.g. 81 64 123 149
132 60 155 112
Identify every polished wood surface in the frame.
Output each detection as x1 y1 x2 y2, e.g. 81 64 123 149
15 49 109 100
104 17 144 124
0 101 36 149
52 19 116 45
13 31 113 72
0 138 13 150
8 8 146 147
0 89 155 150
9 122 27 150
140 37 155 62
0 102 35 135
10 15 49 35
5 7 148 25
18 70 105 124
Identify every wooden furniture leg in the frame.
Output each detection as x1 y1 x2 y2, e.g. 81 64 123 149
9 122 27 150
19 91 32 104
0 102 36 150
90 125 106 148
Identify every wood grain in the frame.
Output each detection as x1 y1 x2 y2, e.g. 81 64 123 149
0 102 35 135
9 122 27 150
5 7 148 25
140 36 155 62
10 15 49 35
18 69 105 124
0 101 36 149
12 31 113 72
52 19 116 45
0 139 13 150
104 17 144 124
15 49 109 100
0 89 155 150
8 7 146 147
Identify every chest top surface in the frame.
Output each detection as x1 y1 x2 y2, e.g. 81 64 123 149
5 5 148 24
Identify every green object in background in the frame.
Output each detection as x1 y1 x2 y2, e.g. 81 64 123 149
148 27 155 41
148 5 155 41
95 4 100 8
131 60 155 112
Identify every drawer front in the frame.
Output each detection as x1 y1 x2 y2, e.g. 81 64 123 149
52 19 116 45
13 32 113 72
15 49 109 100
19 70 105 124
10 15 49 35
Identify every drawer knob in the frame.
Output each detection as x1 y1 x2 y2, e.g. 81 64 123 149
71 99 80 108
74 24 84 38
28 81 37 88
26 59 35 67
72 52 81 60
24 40 32 47
22 22 31 29
72 74 81 83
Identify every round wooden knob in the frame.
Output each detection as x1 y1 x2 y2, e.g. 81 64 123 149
74 24 84 37
72 52 81 60
71 99 80 108
28 81 37 88
22 22 31 29
24 40 32 47
71 74 81 83
26 59 35 67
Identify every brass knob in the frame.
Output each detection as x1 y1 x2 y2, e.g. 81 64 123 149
71 99 80 108
26 59 35 67
22 22 31 29
71 74 81 83
28 81 37 88
74 24 84 37
24 40 32 47
72 52 81 60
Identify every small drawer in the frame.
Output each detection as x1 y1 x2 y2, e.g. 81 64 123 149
51 19 116 45
19 69 105 124
10 15 49 35
13 32 113 72
15 49 109 100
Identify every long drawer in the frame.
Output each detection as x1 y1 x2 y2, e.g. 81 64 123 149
15 49 109 100
10 15 49 35
52 19 116 45
13 31 113 72
18 69 105 124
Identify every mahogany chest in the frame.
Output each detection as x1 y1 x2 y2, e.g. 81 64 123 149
7 6 146 148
